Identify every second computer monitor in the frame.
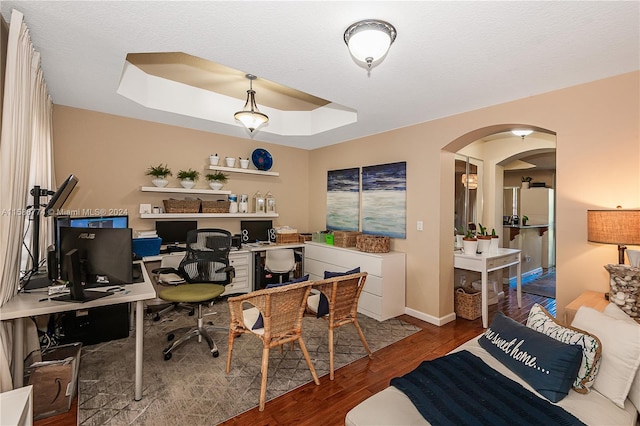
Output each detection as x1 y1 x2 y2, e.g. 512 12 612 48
240 220 274 243
155 220 198 246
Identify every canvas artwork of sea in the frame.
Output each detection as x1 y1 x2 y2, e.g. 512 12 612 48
362 162 406 238
326 168 360 231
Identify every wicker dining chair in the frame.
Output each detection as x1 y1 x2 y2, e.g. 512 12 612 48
226 280 320 411
306 272 372 380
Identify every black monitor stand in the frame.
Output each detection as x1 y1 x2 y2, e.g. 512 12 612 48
51 249 112 303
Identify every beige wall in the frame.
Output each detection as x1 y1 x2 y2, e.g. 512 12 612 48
52 71 639 324
52 106 310 235
307 71 640 323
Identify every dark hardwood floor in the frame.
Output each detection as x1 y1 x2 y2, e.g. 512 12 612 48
35 286 554 426
221 286 555 426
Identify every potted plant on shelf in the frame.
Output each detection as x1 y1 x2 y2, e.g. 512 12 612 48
239 157 250 169
490 228 500 253
146 164 172 188
476 223 492 254
177 168 200 189
462 228 478 255
521 176 532 189
209 153 220 166
455 226 465 249
206 171 228 190
522 215 529 226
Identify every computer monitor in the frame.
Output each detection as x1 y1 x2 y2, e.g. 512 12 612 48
240 220 274 243
53 215 129 279
51 249 113 303
155 220 197 246
59 227 133 285
44 174 78 217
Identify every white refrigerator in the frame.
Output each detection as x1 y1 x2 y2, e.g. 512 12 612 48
520 187 555 268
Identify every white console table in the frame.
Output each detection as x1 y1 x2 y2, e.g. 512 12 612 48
304 242 405 321
454 248 522 328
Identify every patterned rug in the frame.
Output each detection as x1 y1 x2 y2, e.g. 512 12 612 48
521 271 556 298
76 299 420 425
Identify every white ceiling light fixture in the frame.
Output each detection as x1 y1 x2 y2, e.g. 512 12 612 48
512 129 533 140
234 74 269 133
344 19 397 70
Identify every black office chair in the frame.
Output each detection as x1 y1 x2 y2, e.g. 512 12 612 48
156 229 235 360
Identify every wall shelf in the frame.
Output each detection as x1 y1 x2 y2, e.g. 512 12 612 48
140 213 279 219
206 165 279 177
140 186 231 195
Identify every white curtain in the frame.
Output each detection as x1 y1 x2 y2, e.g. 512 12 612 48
0 9 54 392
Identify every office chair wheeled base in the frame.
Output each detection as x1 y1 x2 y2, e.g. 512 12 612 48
162 303 226 360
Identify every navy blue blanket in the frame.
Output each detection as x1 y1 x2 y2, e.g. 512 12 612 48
390 350 585 426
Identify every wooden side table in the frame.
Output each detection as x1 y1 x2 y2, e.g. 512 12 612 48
564 290 609 325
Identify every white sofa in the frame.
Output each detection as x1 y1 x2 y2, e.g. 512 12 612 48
346 303 640 426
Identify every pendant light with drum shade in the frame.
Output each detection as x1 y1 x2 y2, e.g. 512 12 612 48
234 74 269 133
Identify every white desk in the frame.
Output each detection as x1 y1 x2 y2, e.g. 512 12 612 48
0 261 156 401
0 385 33 426
454 248 522 328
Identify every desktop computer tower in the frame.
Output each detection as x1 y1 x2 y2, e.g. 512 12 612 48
59 303 129 346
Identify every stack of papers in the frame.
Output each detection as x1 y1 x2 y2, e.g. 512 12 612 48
135 230 158 238
275 226 297 234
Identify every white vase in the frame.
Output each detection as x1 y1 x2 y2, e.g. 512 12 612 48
489 236 500 253
477 237 491 254
225 157 236 167
462 239 478 255
209 181 223 190
522 182 530 189
180 179 195 189
455 235 463 249
152 177 168 188
209 155 219 166
239 159 250 169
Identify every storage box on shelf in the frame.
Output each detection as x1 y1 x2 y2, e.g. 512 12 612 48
333 231 362 248
201 200 230 213
304 241 405 321
356 235 391 253
163 198 201 213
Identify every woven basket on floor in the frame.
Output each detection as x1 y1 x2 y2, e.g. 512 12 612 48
163 199 201 213
454 287 481 320
356 235 390 253
201 200 230 213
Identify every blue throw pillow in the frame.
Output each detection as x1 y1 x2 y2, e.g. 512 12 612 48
318 267 361 317
253 275 310 329
478 312 583 402
323 267 360 279
265 274 309 289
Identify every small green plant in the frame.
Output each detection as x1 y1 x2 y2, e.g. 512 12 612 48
145 164 172 178
464 228 476 239
456 226 465 235
177 168 200 181
521 176 532 182
478 223 487 236
206 171 228 183
522 215 529 225
491 228 497 237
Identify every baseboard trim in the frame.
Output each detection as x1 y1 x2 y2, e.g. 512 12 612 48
506 267 543 286
405 307 457 326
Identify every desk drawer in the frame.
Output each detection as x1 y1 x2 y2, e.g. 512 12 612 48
487 253 519 269
229 253 249 267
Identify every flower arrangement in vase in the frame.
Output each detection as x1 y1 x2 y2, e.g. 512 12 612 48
146 164 172 187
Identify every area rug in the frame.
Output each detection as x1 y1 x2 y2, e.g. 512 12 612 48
76 300 420 425
521 271 556 298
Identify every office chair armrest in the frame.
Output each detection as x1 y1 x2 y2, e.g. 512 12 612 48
151 267 179 275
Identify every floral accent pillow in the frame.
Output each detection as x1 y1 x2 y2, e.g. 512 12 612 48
526 303 602 393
